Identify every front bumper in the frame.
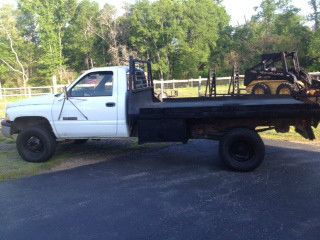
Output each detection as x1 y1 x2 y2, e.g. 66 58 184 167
1 120 12 138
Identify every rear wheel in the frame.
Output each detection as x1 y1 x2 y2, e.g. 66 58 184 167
276 83 294 95
252 83 271 95
219 128 265 172
16 127 56 163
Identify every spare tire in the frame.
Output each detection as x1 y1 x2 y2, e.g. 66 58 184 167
219 128 265 172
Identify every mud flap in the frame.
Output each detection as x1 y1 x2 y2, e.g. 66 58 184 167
295 122 315 140
138 119 187 144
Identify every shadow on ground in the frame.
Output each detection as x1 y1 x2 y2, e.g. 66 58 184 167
0 137 169 181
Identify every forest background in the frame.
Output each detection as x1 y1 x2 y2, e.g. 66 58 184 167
1 0 320 87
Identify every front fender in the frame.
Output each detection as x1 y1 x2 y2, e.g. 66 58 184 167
6 105 57 137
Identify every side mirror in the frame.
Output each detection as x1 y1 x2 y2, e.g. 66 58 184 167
64 86 69 100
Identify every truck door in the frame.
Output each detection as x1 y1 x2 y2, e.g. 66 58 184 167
52 71 118 138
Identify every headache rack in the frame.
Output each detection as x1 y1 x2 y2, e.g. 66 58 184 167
128 56 154 92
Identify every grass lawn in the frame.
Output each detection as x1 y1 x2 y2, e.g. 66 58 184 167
0 130 168 182
260 128 320 143
0 100 6 119
154 85 232 98
0 131 65 182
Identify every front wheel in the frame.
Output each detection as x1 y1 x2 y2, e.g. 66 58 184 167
219 128 265 172
16 127 56 163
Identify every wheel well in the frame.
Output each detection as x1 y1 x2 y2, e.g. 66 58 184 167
188 120 257 140
13 117 55 137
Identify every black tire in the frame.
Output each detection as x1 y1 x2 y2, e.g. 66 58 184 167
219 128 265 172
73 139 88 145
276 83 294 95
252 83 271 95
16 127 56 163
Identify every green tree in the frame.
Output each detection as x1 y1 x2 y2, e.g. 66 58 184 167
129 0 171 78
0 0 317 87
228 0 311 72
128 0 228 79
18 0 77 82
308 29 320 70
96 4 118 65
63 0 100 71
174 0 229 78
0 5 34 88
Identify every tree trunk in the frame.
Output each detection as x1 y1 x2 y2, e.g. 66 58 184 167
0 20 29 92
58 27 63 82
157 52 164 80
310 0 320 31
85 55 90 69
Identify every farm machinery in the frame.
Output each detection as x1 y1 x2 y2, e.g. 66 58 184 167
244 51 320 97
205 51 320 101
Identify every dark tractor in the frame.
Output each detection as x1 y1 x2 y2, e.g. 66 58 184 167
244 52 315 96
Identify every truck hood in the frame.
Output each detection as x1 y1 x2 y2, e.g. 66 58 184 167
7 94 56 108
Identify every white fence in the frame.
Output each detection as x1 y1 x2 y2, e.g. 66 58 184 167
0 76 237 100
0 85 65 99
1 72 320 100
154 76 234 89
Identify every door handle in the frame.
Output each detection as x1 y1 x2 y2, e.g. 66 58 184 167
106 102 116 107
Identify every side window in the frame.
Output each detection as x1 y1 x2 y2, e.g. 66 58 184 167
70 72 113 97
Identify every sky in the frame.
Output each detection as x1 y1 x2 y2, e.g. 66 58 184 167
97 0 313 25
0 0 313 26
223 0 312 25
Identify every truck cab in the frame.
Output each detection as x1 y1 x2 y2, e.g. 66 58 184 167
52 67 130 139
3 66 131 140
1 66 139 164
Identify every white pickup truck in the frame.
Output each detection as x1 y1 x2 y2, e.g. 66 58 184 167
2 58 320 171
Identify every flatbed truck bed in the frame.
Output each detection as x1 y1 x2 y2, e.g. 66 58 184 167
126 58 320 171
